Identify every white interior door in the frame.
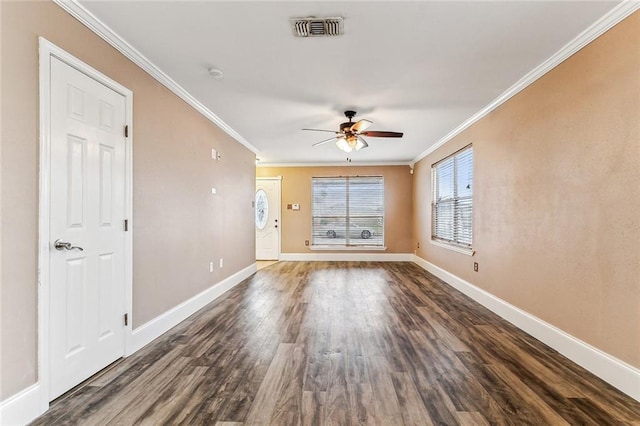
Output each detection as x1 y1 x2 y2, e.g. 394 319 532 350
49 56 127 399
255 178 281 260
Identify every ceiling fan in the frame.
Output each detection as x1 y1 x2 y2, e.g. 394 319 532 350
303 110 403 153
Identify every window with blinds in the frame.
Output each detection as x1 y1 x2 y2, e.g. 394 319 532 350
312 176 384 247
432 146 473 248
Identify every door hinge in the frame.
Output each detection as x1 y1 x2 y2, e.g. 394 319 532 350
124 313 129 326
124 219 129 231
124 125 129 138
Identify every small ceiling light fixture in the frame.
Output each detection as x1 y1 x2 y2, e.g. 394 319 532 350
207 67 224 79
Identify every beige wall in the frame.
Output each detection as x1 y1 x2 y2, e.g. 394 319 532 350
413 12 640 368
257 166 413 254
0 1 255 399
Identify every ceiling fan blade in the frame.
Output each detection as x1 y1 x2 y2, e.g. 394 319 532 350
350 119 373 133
312 136 342 147
357 136 369 150
360 131 404 138
302 128 339 133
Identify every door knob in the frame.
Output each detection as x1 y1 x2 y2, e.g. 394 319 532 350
54 239 84 251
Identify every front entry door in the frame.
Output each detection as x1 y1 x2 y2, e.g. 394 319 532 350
255 178 281 260
49 56 127 399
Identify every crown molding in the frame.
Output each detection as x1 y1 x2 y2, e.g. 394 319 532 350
412 0 640 165
52 0 259 155
257 161 412 168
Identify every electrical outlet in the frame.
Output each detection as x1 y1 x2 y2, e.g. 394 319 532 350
305 240 309 246
209 262 214 273
219 258 224 268
474 262 479 272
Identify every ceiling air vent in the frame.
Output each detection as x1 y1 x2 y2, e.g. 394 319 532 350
291 17 344 37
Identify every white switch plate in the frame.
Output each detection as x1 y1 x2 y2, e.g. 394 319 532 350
292 203 300 210
211 187 217 194
211 148 217 160
219 258 224 268
209 262 214 272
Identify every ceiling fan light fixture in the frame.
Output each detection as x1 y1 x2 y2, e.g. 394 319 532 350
336 135 366 152
336 137 353 153
353 137 367 151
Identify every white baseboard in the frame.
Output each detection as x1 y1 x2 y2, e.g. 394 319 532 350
127 263 257 354
279 252 414 262
0 384 44 426
412 255 640 401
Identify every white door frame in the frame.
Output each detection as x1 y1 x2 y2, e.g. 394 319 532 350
256 176 282 260
37 37 134 410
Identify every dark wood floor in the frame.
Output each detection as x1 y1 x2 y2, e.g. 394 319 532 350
33 262 639 425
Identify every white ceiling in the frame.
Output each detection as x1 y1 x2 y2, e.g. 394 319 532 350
78 0 619 165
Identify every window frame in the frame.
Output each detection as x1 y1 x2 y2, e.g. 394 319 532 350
311 175 385 249
431 145 474 254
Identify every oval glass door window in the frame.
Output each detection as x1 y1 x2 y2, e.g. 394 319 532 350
255 189 268 230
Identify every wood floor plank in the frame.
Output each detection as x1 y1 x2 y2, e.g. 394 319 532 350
270 345 306 425
301 390 326 426
101 356 194 425
244 343 298 425
365 356 405 425
485 364 571 425
390 372 434 426
479 325 585 398
410 375 468 426
346 383 377 425
457 411 491 426
137 365 209 425
417 306 470 352
31 261 640 425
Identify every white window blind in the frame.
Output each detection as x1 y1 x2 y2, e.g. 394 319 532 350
432 146 473 248
312 176 384 247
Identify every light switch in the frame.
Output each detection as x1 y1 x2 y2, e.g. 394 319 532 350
292 203 300 211
211 187 217 194
211 149 218 160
